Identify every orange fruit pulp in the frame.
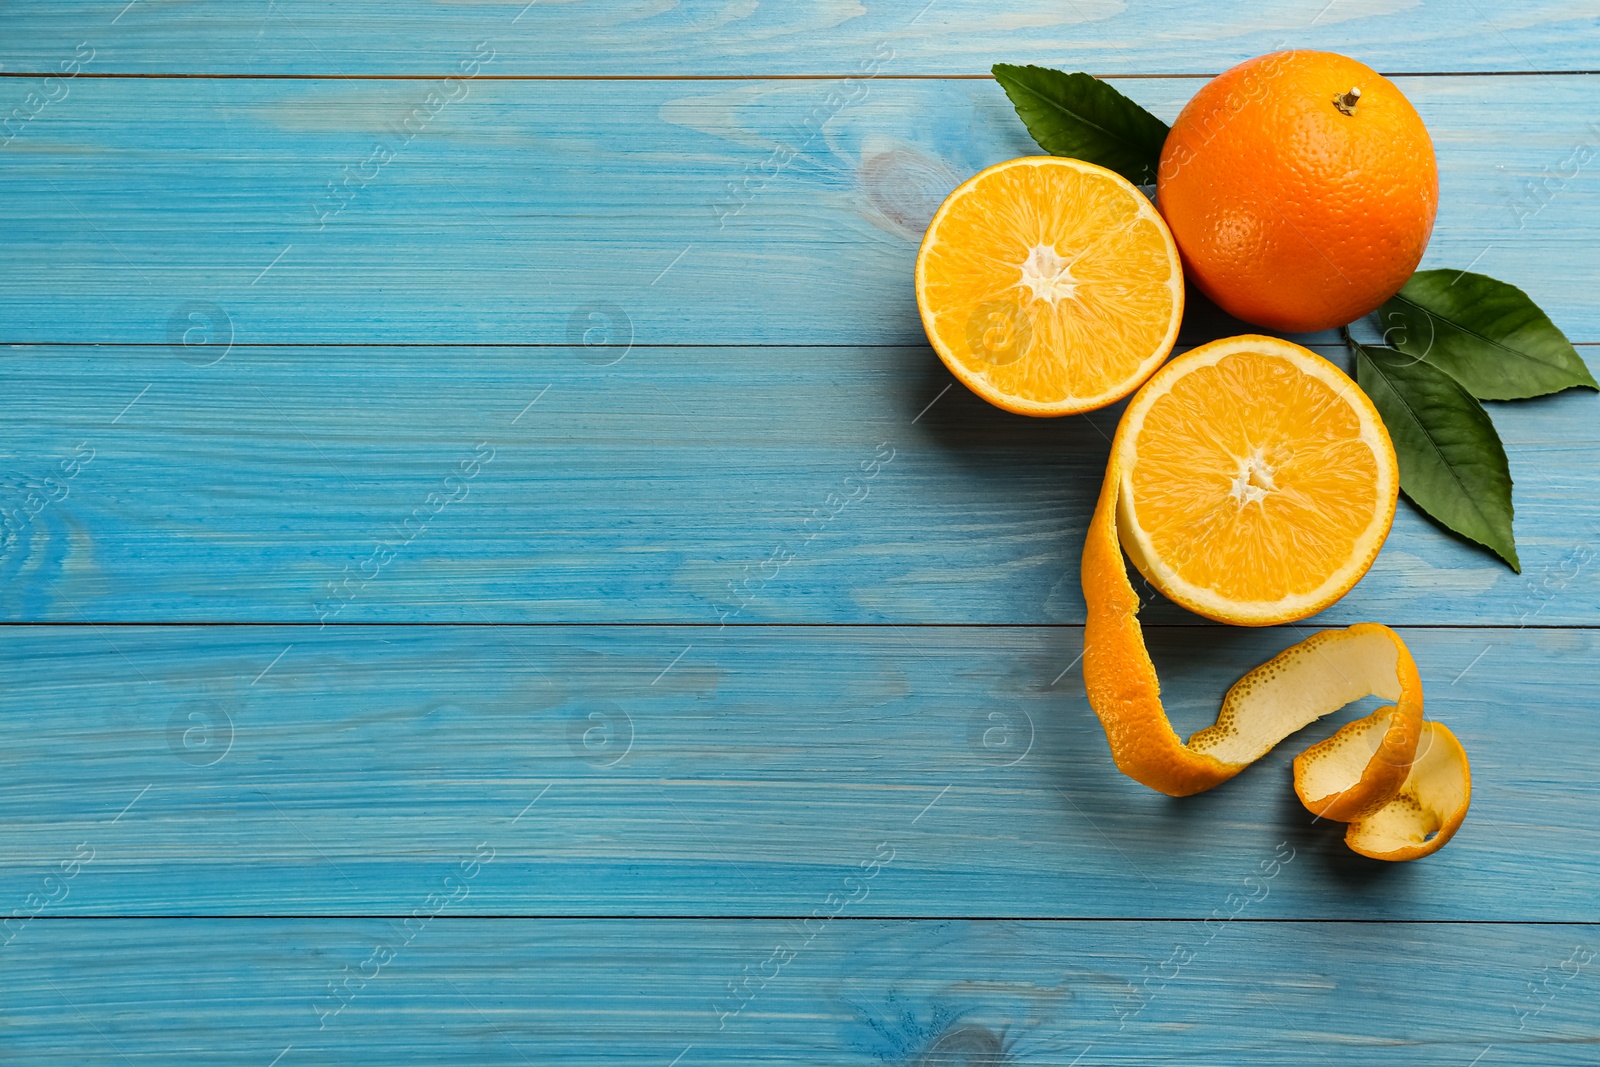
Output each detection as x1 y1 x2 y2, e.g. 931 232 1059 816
916 156 1183 416
1114 335 1397 625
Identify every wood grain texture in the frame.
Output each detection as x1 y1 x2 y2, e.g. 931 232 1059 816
2 344 1595 624
3 0 1598 75
3 4 1599 1058
2 625 1594 920
8 919 1596 1065
1 76 1597 345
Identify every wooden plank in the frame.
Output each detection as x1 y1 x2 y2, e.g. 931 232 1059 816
2 625 1594 920
3 1 1598 76
6 918 1595 1064
1 343 1595 624
0 76 1596 345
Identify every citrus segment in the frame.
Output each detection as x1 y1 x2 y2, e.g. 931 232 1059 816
916 156 1183 416
1346 722 1471 860
1080 334 1470 860
1114 335 1398 625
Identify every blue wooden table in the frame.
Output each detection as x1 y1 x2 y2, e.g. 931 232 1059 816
3 3 1598 1063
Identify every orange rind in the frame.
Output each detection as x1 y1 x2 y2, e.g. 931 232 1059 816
1080 335 1472 860
1346 721 1471 860
1156 50 1438 334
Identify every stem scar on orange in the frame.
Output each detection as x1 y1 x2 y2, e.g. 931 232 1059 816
916 156 1183 416
1156 50 1438 334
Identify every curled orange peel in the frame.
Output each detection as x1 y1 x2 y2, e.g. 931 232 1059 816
1345 721 1471 860
1080 371 1472 860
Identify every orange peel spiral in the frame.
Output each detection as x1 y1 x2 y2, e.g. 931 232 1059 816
1079 337 1471 860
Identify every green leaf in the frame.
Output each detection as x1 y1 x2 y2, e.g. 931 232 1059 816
991 63 1169 186
1353 338 1519 571
1378 269 1598 400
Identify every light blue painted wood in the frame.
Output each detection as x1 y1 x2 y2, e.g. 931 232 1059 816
3 1 1597 75
2 3 1598 1056
6 919 1595 1064
0 77 1596 345
1 625 1594 920
1 343 1594 624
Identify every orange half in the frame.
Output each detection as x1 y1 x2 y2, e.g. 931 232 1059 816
1115 335 1398 625
915 156 1183 416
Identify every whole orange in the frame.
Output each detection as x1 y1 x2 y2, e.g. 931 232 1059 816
1156 51 1438 334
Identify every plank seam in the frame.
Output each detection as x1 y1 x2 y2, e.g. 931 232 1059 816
19 916 1600 924
2 71 1598 80
9 343 1597 351
4 622 1598 630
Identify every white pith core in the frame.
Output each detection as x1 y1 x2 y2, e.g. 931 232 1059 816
1019 243 1077 303
1230 447 1278 506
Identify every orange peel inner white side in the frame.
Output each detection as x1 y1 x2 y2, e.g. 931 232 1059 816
1345 721 1471 860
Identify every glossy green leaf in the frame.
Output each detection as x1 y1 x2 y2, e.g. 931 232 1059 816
1378 270 1598 400
1354 338 1519 571
990 64 1169 186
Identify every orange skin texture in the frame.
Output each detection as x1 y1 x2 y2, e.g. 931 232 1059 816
1156 51 1439 333
1081 450 1236 796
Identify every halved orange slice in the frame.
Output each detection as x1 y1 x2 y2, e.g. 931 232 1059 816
1114 335 1398 625
915 156 1183 416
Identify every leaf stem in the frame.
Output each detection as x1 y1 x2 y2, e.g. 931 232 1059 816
1339 324 1358 356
